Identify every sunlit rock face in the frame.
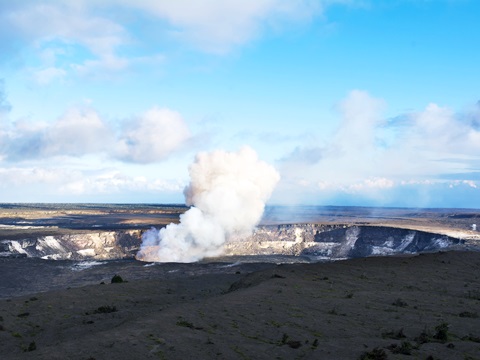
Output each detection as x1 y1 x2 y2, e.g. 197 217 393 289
0 230 142 260
0 225 463 261
224 224 463 260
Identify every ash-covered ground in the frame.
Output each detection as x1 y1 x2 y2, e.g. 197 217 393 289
1 203 479 239
1 204 479 261
1 204 480 359
0 203 479 298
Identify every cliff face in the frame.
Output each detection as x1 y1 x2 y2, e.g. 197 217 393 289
0 230 142 260
224 224 340 258
224 224 463 260
0 224 463 261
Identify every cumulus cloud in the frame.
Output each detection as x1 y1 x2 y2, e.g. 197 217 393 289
448 180 478 189
277 90 480 204
334 89 386 153
3 108 113 161
279 90 386 184
117 107 192 163
45 108 113 156
404 103 480 158
0 106 192 163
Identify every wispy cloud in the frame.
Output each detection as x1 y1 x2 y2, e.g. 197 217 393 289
32 66 67 85
0 0 347 81
277 90 480 204
0 1 151 81
0 80 11 116
59 169 185 196
2 1 128 74
117 0 324 53
0 165 185 201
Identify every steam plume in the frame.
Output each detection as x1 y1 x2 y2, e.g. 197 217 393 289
136 146 280 262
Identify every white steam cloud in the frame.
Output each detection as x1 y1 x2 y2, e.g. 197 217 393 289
136 146 280 262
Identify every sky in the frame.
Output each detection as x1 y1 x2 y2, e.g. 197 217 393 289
0 0 479 208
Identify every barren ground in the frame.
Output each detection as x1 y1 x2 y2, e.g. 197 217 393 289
1 204 479 240
1 204 480 359
1 251 480 359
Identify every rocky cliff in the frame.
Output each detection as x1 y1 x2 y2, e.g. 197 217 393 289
0 224 464 261
224 224 463 260
0 230 142 260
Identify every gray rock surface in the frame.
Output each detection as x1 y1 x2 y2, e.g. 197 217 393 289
0 230 142 260
225 224 463 259
0 224 464 261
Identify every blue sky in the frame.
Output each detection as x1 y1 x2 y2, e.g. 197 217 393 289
0 0 479 208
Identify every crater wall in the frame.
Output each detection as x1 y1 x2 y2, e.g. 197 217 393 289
0 230 142 260
0 224 464 261
224 224 463 260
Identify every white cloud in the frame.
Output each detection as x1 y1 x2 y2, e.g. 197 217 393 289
117 107 192 163
315 177 394 193
115 0 323 53
59 169 185 195
405 103 480 157
0 105 192 164
0 0 336 79
71 55 130 78
0 165 185 201
0 166 78 188
6 2 126 58
0 80 11 118
278 90 387 185
1 1 129 78
32 66 67 85
277 91 480 203
347 177 394 192
400 179 435 186
2 108 113 160
44 108 113 157
448 180 478 189
334 89 386 151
